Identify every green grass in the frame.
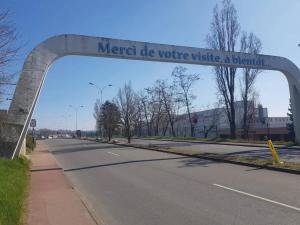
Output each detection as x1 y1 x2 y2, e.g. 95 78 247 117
155 145 300 171
0 157 30 225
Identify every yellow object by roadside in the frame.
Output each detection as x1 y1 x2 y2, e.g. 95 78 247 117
267 140 283 165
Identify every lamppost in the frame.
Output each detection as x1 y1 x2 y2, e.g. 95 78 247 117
88 82 112 138
88 82 112 104
69 105 84 131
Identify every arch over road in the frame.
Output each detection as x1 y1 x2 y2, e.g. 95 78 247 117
1 34 300 158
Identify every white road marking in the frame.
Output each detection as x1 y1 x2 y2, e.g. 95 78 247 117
213 183 300 212
107 152 120 156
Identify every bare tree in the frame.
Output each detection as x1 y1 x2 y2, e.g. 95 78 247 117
100 101 120 141
116 82 138 143
0 10 20 103
172 66 200 137
138 90 151 136
145 85 164 136
133 97 143 137
206 0 240 139
240 32 262 138
156 80 177 137
240 91 259 138
93 99 102 137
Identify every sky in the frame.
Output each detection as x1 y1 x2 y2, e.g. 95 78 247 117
1 0 300 131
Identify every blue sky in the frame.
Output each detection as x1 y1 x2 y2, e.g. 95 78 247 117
2 0 300 130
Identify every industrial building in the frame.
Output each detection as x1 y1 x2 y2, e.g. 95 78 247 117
171 101 291 141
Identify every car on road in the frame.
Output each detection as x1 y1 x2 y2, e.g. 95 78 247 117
96 137 103 142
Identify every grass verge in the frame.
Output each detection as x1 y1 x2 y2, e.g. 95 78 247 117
140 136 295 146
121 142 300 173
0 157 30 225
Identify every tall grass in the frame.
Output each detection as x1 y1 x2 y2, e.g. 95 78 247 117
0 157 30 225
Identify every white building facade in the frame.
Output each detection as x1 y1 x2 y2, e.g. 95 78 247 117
170 101 291 141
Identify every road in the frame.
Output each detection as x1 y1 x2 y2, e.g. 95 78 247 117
45 138 300 225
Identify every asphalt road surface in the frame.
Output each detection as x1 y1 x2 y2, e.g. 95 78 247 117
45 139 300 225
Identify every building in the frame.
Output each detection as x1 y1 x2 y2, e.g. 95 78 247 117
171 101 291 141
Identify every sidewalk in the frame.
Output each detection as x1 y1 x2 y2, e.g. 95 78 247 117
27 141 99 225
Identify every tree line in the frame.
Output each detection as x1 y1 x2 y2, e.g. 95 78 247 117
94 66 201 143
0 10 19 105
94 0 263 143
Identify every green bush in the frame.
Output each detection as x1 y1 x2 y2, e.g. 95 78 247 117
0 157 30 225
26 135 36 153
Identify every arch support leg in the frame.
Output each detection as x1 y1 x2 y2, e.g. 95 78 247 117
0 123 22 158
289 84 300 144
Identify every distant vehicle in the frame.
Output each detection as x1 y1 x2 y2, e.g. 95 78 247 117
41 135 46 139
96 137 103 142
111 139 119 144
76 130 81 138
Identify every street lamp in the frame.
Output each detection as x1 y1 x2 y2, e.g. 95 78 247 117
88 82 112 139
69 105 84 131
88 82 112 104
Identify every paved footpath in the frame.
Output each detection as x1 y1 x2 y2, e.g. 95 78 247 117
27 141 99 225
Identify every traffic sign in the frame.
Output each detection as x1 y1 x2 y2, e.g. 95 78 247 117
30 119 36 127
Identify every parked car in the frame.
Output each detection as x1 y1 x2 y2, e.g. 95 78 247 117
96 137 103 142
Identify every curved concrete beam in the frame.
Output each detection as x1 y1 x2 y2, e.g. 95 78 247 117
1 34 300 158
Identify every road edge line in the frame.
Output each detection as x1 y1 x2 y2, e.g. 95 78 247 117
213 183 300 212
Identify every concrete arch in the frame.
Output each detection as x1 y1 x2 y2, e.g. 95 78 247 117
1 34 300 158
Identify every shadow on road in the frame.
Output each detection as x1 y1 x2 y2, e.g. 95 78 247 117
30 167 62 172
48 141 100 148
177 157 218 168
50 145 127 155
64 156 192 172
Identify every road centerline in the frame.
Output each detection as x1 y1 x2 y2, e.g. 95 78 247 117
213 183 300 212
107 151 120 156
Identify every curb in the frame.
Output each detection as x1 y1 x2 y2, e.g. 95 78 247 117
112 142 300 175
71 186 105 225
